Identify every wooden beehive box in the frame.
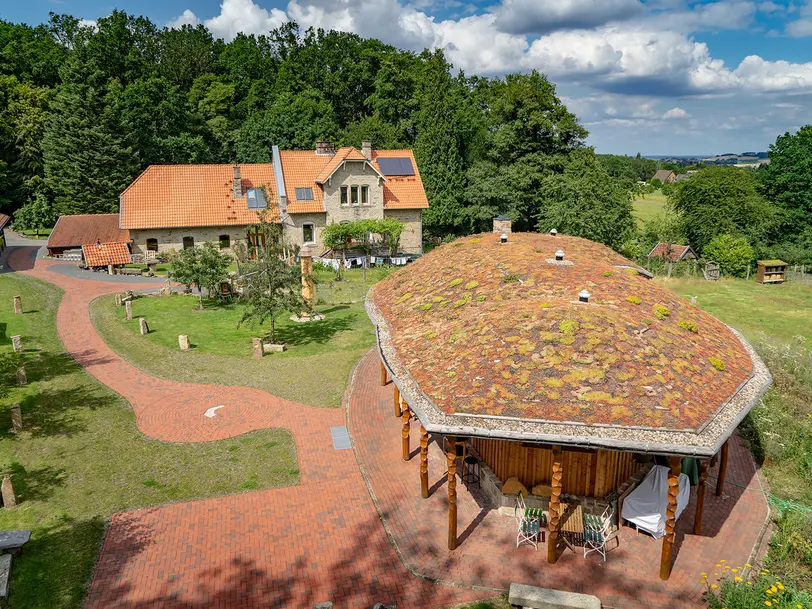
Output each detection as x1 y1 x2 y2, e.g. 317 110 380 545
756 259 787 284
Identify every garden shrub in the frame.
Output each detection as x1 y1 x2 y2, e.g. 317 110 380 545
703 234 755 278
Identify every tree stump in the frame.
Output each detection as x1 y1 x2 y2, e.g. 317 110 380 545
139 318 149 335
252 337 264 359
125 301 133 320
11 336 21 353
13 296 22 315
178 335 190 351
15 366 26 386
10 405 22 433
1 475 16 508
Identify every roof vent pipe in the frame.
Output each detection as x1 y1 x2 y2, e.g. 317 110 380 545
550 228 558 236
500 233 508 244
578 289 591 303
555 250 565 261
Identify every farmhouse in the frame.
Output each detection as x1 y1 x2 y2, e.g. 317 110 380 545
120 140 428 259
367 224 771 579
652 169 676 183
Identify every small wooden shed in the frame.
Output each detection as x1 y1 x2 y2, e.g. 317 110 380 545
756 260 787 284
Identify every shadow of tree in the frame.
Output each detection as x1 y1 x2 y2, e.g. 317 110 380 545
3 461 66 503
274 312 357 347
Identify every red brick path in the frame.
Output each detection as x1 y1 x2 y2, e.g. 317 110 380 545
7 247 771 608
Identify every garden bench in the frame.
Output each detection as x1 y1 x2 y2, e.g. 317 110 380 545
0 530 30 603
119 267 144 276
508 583 601 609
0 553 10 601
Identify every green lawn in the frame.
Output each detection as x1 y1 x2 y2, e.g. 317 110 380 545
662 275 812 586
0 273 298 608
16 228 51 240
447 598 509 609
632 190 667 226
91 267 390 408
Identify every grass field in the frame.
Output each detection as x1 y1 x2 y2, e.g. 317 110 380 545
91 267 389 408
16 228 51 240
0 273 298 608
632 190 667 225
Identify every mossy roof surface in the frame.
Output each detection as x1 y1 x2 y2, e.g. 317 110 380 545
371 232 753 432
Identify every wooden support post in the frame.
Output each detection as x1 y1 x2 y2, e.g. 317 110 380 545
401 405 411 461
393 385 402 417
716 440 729 496
380 360 387 386
13 296 22 315
660 456 683 581
447 436 458 550
420 425 429 499
547 445 563 564
694 460 709 535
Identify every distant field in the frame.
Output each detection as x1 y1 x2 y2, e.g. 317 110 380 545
632 190 667 226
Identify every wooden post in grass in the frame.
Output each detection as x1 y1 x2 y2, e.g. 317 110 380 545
694 460 708 535
139 318 149 335
420 425 429 498
300 245 315 311
252 338 264 359
1 474 16 508
548 445 563 564
716 440 729 496
401 405 411 461
447 435 458 550
13 296 22 315
15 366 26 385
178 335 190 351
115 293 122 307
393 385 402 417
660 456 682 580
380 360 387 386
11 336 21 353
125 300 133 320
10 405 22 432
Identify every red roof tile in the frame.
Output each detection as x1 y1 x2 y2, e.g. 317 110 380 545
83 242 131 266
0 213 10 230
48 214 130 248
648 243 696 261
120 165 279 230
371 150 429 210
371 232 753 432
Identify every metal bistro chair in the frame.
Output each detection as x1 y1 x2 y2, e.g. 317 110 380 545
583 505 614 561
515 492 542 550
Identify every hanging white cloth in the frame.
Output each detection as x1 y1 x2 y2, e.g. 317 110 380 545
621 465 691 538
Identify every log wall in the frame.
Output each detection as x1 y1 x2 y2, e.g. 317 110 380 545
471 438 641 497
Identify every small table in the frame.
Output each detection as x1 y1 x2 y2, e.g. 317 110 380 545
463 455 480 487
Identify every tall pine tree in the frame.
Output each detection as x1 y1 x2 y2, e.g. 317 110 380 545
43 59 139 215
414 51 466 237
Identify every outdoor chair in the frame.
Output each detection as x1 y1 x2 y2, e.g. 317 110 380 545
514 492 542 550
583 505 615 561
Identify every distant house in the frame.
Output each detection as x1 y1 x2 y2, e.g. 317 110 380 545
652 170 676 184
0 213 10 250
648 242 697 261
47 214 131 265
674 173 692 182
120 140 428 259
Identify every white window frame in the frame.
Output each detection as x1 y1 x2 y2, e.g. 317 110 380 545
340 186 349 206
302 222 315 245
361 185 370 206
351 185 360 206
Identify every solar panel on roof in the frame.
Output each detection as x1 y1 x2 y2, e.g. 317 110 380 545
295 187 314 201
378 157 414 176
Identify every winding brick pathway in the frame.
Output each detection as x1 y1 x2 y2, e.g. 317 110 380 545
5 246 771 608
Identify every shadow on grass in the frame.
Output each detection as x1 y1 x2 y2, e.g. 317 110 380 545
274 312 357 347
4 461 66 503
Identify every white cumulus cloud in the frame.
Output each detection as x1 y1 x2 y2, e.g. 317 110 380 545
663 107 688 118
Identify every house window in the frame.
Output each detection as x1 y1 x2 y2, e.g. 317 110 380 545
351 185 359 206
219 234 230 249
361 185 369 206
340 186 348 206
146 238 158 252
182 236 194 249
302 223 315 244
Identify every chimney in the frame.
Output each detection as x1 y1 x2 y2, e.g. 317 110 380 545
315 140 336 156
361 139 372 161
233 166 242 199
493 215 512 234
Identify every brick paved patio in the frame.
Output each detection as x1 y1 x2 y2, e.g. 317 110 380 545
6 246 772 608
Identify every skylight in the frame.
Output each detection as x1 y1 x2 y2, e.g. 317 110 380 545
295 187 314 201
246 188 267 209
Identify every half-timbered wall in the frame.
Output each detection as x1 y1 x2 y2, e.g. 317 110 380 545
471 438 641 497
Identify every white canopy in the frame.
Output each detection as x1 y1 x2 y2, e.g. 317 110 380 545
621 465 691 539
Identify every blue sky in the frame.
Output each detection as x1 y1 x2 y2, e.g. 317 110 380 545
3 0 812 156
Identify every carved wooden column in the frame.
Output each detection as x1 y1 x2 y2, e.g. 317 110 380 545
394 385 402 417
547 445 563 564
660 456 683 580
401 405 411 461
715 440 729 497
447 436 458 550
420 425 429 498
694 460 709 535
380 360 387 386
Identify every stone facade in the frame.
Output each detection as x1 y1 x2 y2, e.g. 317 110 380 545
383 209 423 254
129 226 249 257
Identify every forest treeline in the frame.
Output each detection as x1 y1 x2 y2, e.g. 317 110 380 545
1 11 811 264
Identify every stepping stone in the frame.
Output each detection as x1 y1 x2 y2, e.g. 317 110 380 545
0 530 30 553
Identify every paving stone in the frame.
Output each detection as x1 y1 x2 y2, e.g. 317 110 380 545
0 530 31 551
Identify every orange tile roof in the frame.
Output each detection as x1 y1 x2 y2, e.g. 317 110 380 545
372 150 429 210
121 164 278 230
83 242 131 266
279 151 326 214
648 243 696 261
48 214 130 248
0 213 10 230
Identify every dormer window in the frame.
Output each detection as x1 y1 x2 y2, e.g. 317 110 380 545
361 185 369 206
340 186 349 206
